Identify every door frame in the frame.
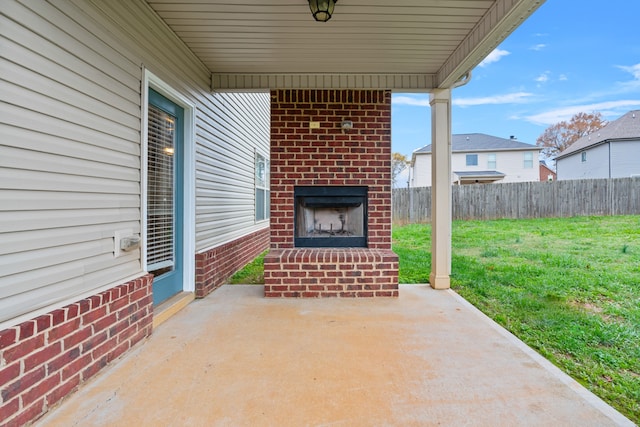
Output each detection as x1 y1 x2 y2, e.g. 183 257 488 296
142 69 196 294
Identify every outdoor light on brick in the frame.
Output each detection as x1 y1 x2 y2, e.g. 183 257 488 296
341 119 353 132
308 0 337 22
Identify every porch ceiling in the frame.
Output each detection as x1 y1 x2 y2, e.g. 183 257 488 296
146 0 545 91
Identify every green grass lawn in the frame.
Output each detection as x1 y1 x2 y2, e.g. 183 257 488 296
230 216 639 422
394 216 640 423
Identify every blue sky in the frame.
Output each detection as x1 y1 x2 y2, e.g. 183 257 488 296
392 1 640 160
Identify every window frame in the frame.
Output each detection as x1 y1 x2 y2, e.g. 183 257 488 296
523 151 534 169
581 151 587 162
466 153 478 166
487 153 497 169
255 150 270 222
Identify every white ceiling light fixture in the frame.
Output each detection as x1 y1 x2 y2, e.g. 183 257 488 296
308 0 337 22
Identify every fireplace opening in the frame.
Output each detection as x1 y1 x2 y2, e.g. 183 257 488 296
294 186 367 247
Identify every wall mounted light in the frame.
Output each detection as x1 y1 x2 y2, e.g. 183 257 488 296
341 120 353 132
308 0 337 22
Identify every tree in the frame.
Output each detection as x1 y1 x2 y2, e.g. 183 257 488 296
536 112 607 158
392 152 409 187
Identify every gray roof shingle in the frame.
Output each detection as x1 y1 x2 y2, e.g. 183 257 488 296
413 133 539 154
556 110 640 159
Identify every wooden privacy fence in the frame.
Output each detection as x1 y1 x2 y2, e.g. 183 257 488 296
393 177 640 223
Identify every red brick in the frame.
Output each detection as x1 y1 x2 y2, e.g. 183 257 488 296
77 299 91 315
3 334 45 364
48 347 81 374
48 318 81 343
0 362 20 388
82 357 107 382
93 313 117 332
21 373 61 407
0 328 17 350
19 321 36 340
91 340 113 360
61 353 91 381
0 397 19 424
1 366 45 402
81 331 107 354
24 341 62 371
107 340 130 363
50 309 66 327
63 327 92 350
46 374 80 408
6 398 45 427
35 315 51 333
65 304 79 320
109 297 129 313
108 319 130 338
81 305 107 324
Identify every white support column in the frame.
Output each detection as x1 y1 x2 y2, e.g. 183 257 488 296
429 89 452 289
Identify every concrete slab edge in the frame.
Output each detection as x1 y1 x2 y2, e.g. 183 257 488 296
439 287 635 427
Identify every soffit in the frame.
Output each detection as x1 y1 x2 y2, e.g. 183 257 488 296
145 0 545 91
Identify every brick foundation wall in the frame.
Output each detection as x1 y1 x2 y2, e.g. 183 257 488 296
195 227 270 297
0 275 153 427
266 89 398 297
264 249 398 297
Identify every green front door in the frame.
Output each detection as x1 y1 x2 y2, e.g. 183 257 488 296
147 88 184 305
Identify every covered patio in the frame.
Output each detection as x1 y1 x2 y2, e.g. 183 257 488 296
8 1 634 425
37 285 632 426
152 0 552 291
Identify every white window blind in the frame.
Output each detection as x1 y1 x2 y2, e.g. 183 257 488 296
255 152 270 221
147 105 175 272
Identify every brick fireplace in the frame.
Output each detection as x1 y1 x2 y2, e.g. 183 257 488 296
264 89 399 297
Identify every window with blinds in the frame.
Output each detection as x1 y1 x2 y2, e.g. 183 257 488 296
255 152 270 221
147 104 176 274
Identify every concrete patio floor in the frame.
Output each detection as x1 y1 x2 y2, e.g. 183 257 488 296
37 285 633 427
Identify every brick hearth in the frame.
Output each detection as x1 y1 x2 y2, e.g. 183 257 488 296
265 89 399 297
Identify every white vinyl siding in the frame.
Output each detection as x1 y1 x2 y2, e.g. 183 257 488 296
557 140 640 180
610 140 640 178
410 154 433 187
556 144 610 180
1 0 269 328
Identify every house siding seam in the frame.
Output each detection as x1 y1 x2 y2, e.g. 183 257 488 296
195 228 270 298
0 274 153 427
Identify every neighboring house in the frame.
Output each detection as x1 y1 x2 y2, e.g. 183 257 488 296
410 133 541 187
539 160 557 181
555 110 640 180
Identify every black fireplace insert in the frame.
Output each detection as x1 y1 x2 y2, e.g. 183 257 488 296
294 186 368 248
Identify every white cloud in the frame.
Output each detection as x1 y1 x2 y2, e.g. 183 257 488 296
478 48 510 67
392 96 430 107
617 63 640 80
523 100 640 125
558 74 568 81
530 44 547 51
535 72 549 83
453 92 534 107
